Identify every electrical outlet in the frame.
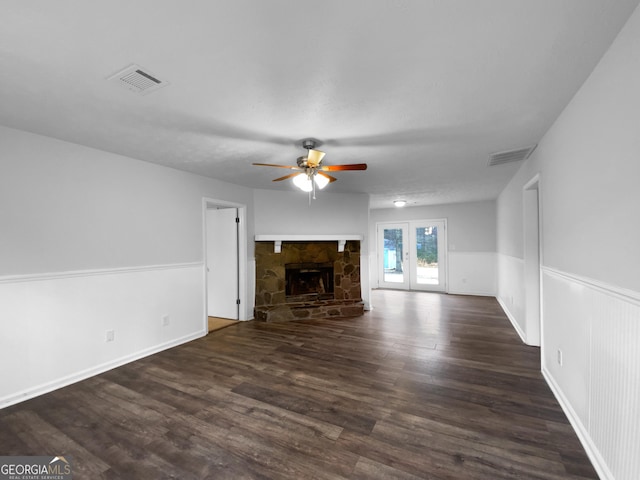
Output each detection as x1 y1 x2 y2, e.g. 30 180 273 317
162 315 170 327
557 348 563 366
106 330 115 342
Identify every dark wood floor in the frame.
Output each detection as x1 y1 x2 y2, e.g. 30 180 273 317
0 290 597 479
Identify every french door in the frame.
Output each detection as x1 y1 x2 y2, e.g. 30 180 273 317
378 220 447 292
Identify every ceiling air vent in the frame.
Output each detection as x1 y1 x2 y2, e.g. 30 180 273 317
107 64 169 95
488 145 537 166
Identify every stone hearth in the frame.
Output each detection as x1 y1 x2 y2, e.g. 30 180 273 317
254 240 364 322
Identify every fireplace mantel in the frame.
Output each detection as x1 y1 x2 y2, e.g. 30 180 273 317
255 234 363 253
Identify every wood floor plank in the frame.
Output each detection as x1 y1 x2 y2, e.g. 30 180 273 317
2 409 112 478
351 456 426 480
0 290 597 479
201 401 359 478
231 381 378 435
202 386 345 441
371 417 569 478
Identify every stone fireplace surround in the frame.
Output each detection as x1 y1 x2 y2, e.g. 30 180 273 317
254 235 364 322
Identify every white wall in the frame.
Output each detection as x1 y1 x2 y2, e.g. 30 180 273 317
253 188 370 237
253 188 371 308
496 5 640 479
0 125 254 407
370 200 497 296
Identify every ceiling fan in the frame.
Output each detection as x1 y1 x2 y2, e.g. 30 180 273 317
252 139 367 198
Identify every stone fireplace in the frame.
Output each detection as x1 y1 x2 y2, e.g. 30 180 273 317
254 237 364 322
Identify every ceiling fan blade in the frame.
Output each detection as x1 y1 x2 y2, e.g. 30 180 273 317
317 171 337 183
306 149 326 167
272 172 301 182
253 163 301 170
321 163 368 171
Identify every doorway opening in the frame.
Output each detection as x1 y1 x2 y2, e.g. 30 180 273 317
203 198 248 331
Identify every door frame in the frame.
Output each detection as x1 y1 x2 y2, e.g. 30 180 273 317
377 219 448 292
202 198 248 328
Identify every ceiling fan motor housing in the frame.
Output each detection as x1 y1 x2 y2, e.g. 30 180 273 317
302 139 316 150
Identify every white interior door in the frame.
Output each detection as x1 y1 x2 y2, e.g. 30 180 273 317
206 207 239 319
378 220 447 292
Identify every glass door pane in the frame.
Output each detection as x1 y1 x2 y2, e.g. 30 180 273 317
378 224 409 289
383 228 404 283
410 220 446 291
415 225 439 285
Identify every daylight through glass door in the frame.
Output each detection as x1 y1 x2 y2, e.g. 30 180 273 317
410 220 446 291
380 224 409 289
414 224 439 285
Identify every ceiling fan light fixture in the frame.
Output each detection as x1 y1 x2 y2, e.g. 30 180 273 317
306 149 326 167
314 173 330 190
292 173 313 192
394 200 407 207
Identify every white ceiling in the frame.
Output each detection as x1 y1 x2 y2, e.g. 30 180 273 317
1 1 638 209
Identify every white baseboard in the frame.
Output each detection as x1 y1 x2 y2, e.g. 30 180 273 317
496 296 527 343
1 330 206 409
448 289 495 297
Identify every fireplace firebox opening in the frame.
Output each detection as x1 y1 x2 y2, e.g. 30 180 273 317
286 262 334 300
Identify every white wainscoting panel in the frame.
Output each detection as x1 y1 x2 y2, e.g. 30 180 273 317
542 271 592 431
0 263 206 408
447 252 496 296
496 253 526 342
542 267 640 480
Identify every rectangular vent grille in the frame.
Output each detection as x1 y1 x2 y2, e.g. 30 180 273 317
488 145 537 166
107 64 169 95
